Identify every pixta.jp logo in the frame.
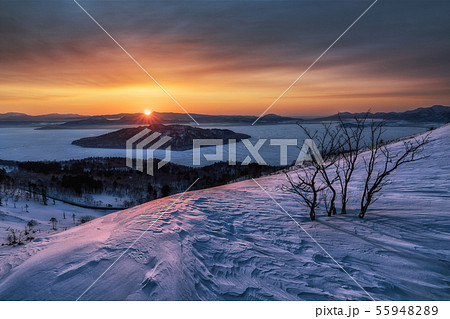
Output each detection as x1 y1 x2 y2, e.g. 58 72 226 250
126 128 172 176
126 128 323 176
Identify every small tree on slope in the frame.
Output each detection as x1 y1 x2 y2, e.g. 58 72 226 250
335 114 367 214
359 122 431 218
284 167 326 221
50 217 57 230
297 122 343 216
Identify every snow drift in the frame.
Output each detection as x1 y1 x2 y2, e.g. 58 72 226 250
0 126 449 300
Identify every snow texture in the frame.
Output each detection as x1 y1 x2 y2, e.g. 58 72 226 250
0 125 448 300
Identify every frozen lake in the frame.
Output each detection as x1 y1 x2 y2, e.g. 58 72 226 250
0 124 430 166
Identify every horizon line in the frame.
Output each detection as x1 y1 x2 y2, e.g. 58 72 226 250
1 104 449 119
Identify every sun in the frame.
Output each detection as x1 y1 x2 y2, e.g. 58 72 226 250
144 109 152 116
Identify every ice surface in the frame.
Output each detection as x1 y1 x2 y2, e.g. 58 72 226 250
0 124 429 166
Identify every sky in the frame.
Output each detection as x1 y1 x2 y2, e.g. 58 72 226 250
0 0 449 116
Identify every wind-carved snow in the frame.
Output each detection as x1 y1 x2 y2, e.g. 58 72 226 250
0 126 449 300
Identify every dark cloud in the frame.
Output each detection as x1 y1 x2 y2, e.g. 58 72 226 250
0 0 449 112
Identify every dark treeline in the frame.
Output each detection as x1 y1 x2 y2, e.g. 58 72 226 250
0 158 282 209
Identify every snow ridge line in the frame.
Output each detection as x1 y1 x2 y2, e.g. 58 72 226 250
75 178 199 301
251 178 376 301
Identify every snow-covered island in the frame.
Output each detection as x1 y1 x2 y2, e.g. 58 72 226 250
71 124 250 151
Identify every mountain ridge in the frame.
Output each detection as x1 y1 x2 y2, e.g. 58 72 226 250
318 105 450 122
2 105 449 127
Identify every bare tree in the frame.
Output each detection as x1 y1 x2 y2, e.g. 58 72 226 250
6 229 17 245
321 187 335 217
50 217 57 230
335 114 367 214
26 219 38 232
284 167 326 221
297 122 342 216
41 186 48 205
359 122 430 218
6 229 24 245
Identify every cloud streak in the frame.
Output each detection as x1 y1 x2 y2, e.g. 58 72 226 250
0 0 449 115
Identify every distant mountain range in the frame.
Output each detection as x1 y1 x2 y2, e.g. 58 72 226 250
35 112 300 129
0 112 88 122
320 105 450 123
1 105 449 127
0 112 299 127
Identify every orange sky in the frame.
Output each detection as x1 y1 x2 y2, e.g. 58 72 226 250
1 1 449 116
2 56 446 116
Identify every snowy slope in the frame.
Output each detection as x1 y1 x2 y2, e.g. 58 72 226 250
0 196 117 245
0 126 449 300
